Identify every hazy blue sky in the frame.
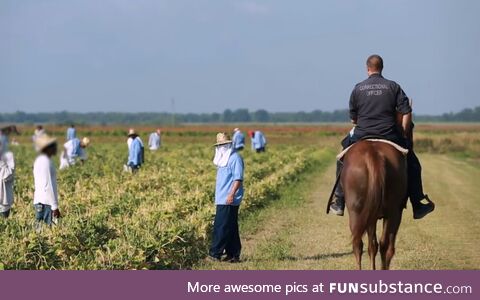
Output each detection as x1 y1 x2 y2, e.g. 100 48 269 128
1 0 479 114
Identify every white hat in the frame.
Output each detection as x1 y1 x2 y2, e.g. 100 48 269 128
234 128 240 132
35 134 57 152
81 137 91 147
128 128 137 136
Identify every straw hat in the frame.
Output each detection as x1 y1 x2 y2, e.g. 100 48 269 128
213 132 232 146
128 128 137 137
81 137 91 147
35 134 57 152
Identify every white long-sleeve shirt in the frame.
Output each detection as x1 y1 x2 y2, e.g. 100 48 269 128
59 139 87 169
0 152 15 213
33 154 59 210
148 132 161 150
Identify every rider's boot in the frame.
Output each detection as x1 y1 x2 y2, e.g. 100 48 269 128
412 195 435 219
329 160 345 216
407 151 435 219
330 195 345 216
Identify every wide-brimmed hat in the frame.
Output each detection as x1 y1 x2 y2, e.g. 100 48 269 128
81 137 91 147
128 128 137 137
35 134 57 152
213 132 232 146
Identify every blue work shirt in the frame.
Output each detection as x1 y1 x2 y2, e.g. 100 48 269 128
69 138 81 157
128 137 143 167
232 131 245 150
66 127 76 141
252 131 266 150
215 152 244 206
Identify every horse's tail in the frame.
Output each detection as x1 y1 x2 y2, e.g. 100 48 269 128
364 146 386 226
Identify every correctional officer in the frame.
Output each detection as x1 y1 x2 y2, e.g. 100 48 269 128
329 54 435 220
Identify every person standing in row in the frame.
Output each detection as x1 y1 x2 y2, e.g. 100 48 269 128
32 125 46 151
33 134 60 229
125 129 144 172
0 130 8 152
250 130 267 153
208 133 244 263
59 137 91 170
0 138 15 218
66 124 76 141
148 129 162 151
232 128 245 151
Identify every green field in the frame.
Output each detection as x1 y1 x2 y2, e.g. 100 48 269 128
2 124 480 270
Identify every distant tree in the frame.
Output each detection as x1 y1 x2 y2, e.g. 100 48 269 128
1 106 479 124
232 109 251 122
222 109 233 122
253 109 270 122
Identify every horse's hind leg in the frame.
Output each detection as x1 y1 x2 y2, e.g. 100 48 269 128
349 214 364 270
352 236 363 270
367 223 378 270
379 216 401 270
379 219 389 270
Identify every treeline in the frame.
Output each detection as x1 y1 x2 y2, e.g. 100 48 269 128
0 107 479 124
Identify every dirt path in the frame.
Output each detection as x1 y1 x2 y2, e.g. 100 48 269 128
197 154 480 270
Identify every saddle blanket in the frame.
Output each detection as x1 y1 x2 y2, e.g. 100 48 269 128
336 139 409 161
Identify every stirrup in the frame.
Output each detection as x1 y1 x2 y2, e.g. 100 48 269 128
424 194 434 204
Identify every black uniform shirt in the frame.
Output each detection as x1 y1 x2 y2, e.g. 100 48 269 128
349 73 412 138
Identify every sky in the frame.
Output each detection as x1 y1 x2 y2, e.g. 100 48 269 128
1 0 479 114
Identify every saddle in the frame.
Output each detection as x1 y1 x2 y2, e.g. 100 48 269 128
336 138 408 161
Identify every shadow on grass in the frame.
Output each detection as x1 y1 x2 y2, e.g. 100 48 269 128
245 251 352 263
296 251 353 260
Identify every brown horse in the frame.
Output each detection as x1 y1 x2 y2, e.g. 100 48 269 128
341 140 408 270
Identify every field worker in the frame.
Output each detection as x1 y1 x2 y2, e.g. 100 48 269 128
208 133 244 263
33 134 60 228
32 125 46 150
125 129 144 172
66 124 76 141
0 138 15 218
10 138 19 146
0 130 8 152
232 128 245 151
59 137 90 170
148 129 162 151
127 128 144 149
251 130 267 153
0 125 20 153
329 54 435 219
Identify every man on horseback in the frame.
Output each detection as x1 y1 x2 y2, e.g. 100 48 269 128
329 54 435 219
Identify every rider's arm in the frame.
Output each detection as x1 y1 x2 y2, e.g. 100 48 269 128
349 88 357 125
394 84 413 138
401 112 412 138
